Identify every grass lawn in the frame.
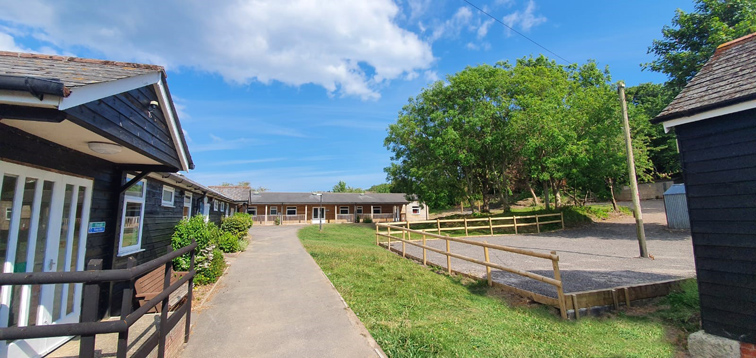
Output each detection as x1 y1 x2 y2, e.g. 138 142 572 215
299 224 694 357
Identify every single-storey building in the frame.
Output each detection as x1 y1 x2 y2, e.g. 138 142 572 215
247 192 421 225
653 33 756 352
209 185 251 215
0 51 202 356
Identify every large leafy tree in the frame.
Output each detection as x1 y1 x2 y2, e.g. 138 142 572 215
645 0 756 93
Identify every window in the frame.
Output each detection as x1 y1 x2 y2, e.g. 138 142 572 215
213 200 218 211
356 206 363 214
220 202 225 211
248 207 257 215
286 206 297 215
119 175 146 256
183 192 193 219
270 206 278 215
412 206 420 214
4 207 10 220
161 186 175 207
339 206 349 214
373 206 382 214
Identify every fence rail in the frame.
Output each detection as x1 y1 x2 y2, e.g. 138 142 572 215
402 212 563 236
375 224 568 319
0 242 197 358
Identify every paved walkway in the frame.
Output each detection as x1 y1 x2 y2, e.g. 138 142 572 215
182 225 382 358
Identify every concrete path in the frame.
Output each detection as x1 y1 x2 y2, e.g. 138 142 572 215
182 225 382 358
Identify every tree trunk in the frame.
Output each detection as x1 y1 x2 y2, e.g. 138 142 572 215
608 178 618 212
460 201 464 214
551 179 562 208
542 181 550 210
527 181 539 206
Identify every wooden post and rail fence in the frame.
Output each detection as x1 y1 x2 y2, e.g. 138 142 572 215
403 212 564 238
375 223 569 319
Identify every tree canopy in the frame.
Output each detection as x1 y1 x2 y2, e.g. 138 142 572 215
645 0 756 93
385 56 655 212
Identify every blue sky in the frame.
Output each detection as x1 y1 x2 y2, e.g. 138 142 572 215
0 0 694 191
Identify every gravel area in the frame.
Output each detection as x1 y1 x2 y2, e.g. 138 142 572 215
389 200 695 298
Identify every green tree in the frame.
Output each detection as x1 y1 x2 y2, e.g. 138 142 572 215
367 183 392 193
332 181 364 193
646 0 756 93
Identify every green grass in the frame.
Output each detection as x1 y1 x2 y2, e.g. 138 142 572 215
299 224 683 357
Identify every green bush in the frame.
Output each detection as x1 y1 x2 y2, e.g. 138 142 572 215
220 213 253 239
217 231 241 253
195 248 226 285
172 215 226 284
362 216 373 224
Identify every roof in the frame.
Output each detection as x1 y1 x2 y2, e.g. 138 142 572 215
663 184 686 196
151 173 236 203
248 192 410 205
0 51 164 88
209 186 252 203
654 32 756 123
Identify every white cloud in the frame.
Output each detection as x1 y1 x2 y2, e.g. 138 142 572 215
192 134 258 153
0 31 28 52
0 0 435 100
477 19 494 39
429 7 473 41
502 0 547 36
423 70 439 82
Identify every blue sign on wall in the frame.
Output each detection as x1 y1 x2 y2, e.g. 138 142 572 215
88 222 106 234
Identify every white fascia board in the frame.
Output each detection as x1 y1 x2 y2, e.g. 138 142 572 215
662 98 756 133
0 90 61 108
58 72 162 110
154 79 190 171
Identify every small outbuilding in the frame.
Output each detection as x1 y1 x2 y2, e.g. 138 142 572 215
653 33 756 350
662 184 690 229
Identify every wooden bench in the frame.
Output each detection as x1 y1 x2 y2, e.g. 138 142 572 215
134 267 188 313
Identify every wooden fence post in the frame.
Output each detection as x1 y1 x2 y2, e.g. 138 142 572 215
464 217 468 236
437 219 441 235
571 294 580 320
536 215 541 233
185 241 196 343
483 241 492 287
375 225 379 246
550 251 567 320
406 222 411 241
387 226 392 249
401 226 406 258
513 216 518 234
560 212 565 230
422 234 427 265
446 238 452 275
488 217 493 236
117 257 136 358
79 259 103 358
159 245 172 358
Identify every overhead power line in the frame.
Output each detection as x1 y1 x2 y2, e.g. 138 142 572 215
461 0 571 64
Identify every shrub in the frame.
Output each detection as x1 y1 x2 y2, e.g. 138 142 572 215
362 216 373 224
195 248 226 285
172 215 226 284
221 213 254 239
217 231 241 253
274 216 281 225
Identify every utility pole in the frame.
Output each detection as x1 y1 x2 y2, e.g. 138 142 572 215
618 82 648 258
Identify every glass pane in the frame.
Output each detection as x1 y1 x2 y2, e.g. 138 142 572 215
9 178 38 327
1 175 19 269
124 179 144 198
28 180 54 326
122 202 143 248
66 186 86 315
53 184 74 321
162 189 172 203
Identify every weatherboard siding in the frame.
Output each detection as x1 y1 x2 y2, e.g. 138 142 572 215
63 87 182 170
675 108 756 344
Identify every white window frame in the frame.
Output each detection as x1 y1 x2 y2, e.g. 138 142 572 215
220 201 225 211
161 185 175 207
119 175 147 256
270 206 278 215
183 192 193 219
248 206 257 215
339 206 349 214
213 199 218 211
412 206 420 214
356 206 363 214
286 206 297 215
373 206 382 214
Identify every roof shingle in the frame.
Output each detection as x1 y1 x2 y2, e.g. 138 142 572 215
654 32 756 122
248 192 410 205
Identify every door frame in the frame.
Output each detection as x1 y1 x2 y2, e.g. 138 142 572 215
311 206 325 224
0 160 93 357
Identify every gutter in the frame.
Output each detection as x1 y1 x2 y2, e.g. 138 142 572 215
0 74 69 100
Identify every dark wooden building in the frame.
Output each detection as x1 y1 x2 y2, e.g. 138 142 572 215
0 51 197 356
653 33 756 347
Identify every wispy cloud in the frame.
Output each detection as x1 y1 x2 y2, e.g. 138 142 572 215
502 0 547 36
191 134 258 153
211 157 288 166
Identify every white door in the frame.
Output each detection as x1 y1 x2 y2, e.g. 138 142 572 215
311 207 325 224
0 160 92 358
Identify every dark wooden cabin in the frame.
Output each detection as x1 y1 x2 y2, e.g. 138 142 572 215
0 51 195 356
653 33 756 346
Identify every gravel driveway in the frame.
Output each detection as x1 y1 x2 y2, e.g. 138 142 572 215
389 200 694 298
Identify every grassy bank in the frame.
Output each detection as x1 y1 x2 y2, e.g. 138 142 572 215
299 224 689 357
